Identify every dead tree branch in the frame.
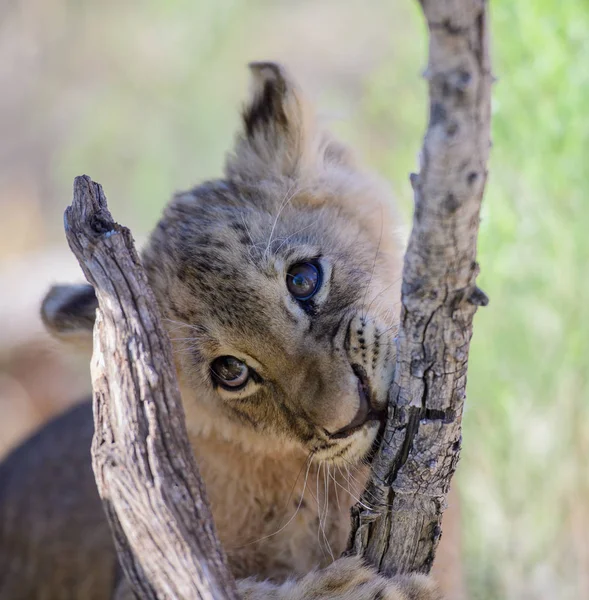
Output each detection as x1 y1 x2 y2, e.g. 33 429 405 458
64 175 240 600
347 0 492 575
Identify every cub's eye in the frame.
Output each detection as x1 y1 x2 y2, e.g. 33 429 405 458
286 262 321 301
210 356 249 389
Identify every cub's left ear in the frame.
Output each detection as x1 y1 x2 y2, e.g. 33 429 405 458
41 284 97 350
227 62 343 181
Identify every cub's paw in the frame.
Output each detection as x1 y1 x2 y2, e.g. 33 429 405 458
238 556 442 600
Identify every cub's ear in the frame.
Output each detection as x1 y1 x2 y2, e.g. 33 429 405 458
226 62 324 181
41 284 97 349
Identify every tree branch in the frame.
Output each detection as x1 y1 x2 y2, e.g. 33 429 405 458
64 175 240 600
347 0 492 575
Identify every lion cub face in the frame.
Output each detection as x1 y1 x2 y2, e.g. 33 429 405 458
42 63 403 466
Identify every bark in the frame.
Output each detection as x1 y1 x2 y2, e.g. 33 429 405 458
347 0 492 575
64 175 239 600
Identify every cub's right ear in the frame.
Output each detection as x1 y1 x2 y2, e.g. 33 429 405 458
41 284 97 348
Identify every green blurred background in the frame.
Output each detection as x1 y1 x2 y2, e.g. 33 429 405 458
0 1 587 598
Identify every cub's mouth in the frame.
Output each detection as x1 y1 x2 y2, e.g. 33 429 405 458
329 364 387 440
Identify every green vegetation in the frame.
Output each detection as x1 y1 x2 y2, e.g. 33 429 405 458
463 3 589 598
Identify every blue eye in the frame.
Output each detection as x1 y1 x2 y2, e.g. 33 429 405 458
287 262 321 301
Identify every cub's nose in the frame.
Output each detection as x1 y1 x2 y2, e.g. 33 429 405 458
330 365 383 439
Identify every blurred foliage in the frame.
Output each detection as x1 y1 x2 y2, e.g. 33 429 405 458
56 0 251 229
1 0 587 598
462 2 589 598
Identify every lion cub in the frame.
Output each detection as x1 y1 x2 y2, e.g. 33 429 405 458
0 63 441 600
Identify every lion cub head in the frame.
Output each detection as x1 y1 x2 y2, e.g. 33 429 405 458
42 63 403 466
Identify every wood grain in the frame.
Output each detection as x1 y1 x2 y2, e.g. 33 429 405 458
64 175 239 600
347 0 492 576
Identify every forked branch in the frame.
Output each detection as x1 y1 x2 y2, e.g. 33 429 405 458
347 0 492 574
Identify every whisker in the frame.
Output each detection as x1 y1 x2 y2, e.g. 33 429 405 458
315 460 327 560
340 456 380 504
272 222 315 255
264 181 300 260
321 463 335 562
335 462 381 506
163 317 207 333
331 466 374 511
240 214 268 262
233 452 314 549
362 276 403 317
331 464 341 511
337 456 377 486
329 468 373 513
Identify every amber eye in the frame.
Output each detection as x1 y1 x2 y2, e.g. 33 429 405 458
286 262 321 301
210 356 249 389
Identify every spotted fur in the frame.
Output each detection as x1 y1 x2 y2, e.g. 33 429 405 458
0 63 440 600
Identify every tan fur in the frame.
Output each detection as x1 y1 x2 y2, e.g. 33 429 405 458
0 63 441 600
236 557 442 600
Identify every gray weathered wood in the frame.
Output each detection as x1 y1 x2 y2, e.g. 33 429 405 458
64 175 240 600
347 0 492 575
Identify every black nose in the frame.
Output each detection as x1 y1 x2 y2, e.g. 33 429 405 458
330 365 380 439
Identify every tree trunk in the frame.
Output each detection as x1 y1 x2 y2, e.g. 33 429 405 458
64 175 239 600
347 0 492 576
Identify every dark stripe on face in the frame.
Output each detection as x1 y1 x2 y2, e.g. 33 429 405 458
225 403 262 429
328 311 350 350
313 439 341 453
275 399 315 444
